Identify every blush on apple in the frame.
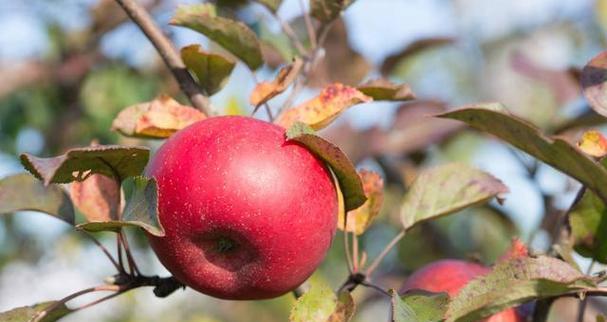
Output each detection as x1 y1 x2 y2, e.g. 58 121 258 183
146 116 338 300
400 259 523 322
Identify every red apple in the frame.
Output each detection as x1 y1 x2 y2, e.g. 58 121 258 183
146 116 338 300
400 260 523 322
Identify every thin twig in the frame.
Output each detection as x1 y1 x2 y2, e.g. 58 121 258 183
365 230 406 278
577 260 596 322
343 212 354 273
31 285 121 322
113 0 211 114
276 16 307 56
80 231 123 273
299 0 317 47
117 233 124 272
352 233 359 272
360 281 391 297
72 290 126 311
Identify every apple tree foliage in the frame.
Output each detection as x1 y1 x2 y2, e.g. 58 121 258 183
2 0 607 321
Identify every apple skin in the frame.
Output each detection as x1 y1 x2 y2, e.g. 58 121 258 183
146 116 338 300
400 260 523 322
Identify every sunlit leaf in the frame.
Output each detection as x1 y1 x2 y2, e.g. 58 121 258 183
578 130 607 158
0 173 74 224
569 188 607 264
445 256 596 322
276 83 372 130
439 103 607 203
400 163 508 231
181 44 235 96
78 176 163 236
112 95 206 139
21 145 149 185
290 278 354 322
391 289 449 322
172 4 263 69
287 123 366 211
338 170 383 235
582 50 607 117
0 301 71 322
356 79 415 101
250 58 303 108
310 0 355 23
71 174 120 222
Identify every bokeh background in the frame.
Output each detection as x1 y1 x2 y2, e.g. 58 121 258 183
0 0 605 321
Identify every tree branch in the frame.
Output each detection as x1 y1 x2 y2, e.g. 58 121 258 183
114 0 211 115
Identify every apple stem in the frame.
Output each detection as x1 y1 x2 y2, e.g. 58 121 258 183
113 0 212 115
365 230 406 278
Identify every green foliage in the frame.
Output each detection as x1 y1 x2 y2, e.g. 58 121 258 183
0 173 74 224
391 290 449 322
289 277 354 322
400 163 508 231
356 79 415 101
286 122 366 211
181 44 235 96
0 301 71 322
310 0 355 23
171 4 264 69
445 256 596 322
440 104 607 203
569 189 607 263
78 176 164 236
21 145 149 184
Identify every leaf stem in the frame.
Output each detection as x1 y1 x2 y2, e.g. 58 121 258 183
119 231 141 276
113 0 211 114
577 260 597 322
365 230 406 278
80 231 123 273
31 285 121 322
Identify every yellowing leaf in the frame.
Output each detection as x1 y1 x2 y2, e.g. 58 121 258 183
250 58 303 108
181 44 235 96
338 170 384 235
112 95 206 139
70 174 120 222
578 130 607 158
276 83 372 130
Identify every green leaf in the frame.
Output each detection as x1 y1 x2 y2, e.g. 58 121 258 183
0 301 72 322
0 173 74 224
21 145 149 185
581 50 607 117
286 122 366 211
445 256 596 322
310 0 355 23
254 0 283 12
391 289 449 322
290 278 354 322
77 176 164 236
181 44 236 96
400 163 508 231
356 79 415 102
171 4 263 70
568 188 607 263
438 103 607 203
